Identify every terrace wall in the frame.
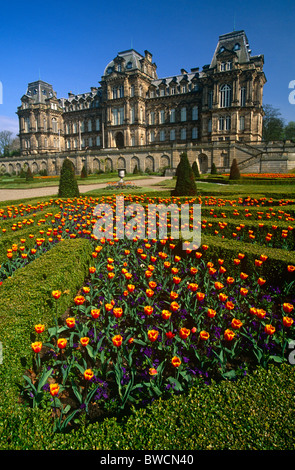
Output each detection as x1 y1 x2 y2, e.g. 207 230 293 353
0 141 294 176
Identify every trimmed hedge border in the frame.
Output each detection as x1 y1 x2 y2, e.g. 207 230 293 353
0 237 93 403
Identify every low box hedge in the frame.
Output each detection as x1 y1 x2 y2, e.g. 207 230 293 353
0 237 93 405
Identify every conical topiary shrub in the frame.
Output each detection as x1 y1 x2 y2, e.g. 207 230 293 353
58 157 80 197
229 158 241 180
192 161 200 178
81 164 88 179
172 152 197 196
211 162 217 175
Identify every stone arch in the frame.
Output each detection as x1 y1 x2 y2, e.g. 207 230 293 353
145 155 155 172
8 163 14 174
198 153 209 174
16 163 22 175
160 154 170 169
32 161 39 174
105 157 113 172
131 156 140 173
118 156 126 169
93 158 101 173
41 161 47 171
0 163 6 174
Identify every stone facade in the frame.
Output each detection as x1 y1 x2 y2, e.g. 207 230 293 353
10 30 294 175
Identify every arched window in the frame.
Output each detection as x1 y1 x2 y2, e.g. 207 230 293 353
220 84 232 108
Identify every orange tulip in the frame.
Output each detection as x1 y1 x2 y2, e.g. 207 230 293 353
224 329 235 341
127 284 135 293
170 291 179 300
149 368 158 376
283 316 294 327
264 324 275 335
84 369 94 381
171 356 181 368
89 266 96 274
258 278 266 286
231 318 243 329
74 295 85 305
240 288 248 296
52 290 61 299
207 308 216 318
283 303 294 314
144 305 154 316
49 383 60 397
240 272 248 280
31 341 42 353
287 265 295 273
57 338 67 349
196 292 205 302
66 317 76 328
91 309 100 319
214 282 224 290
147 330 159 342
113 307 123 318
256 308 267 319
219 293 228 302
179 327 190 340
34 324 45 334
162 310 172 320
225 301 235 311
112 334 123 347
80 337 90 347
146 288 154 298
199 331 210 341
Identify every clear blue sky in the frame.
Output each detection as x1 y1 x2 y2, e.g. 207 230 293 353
0 0 294 136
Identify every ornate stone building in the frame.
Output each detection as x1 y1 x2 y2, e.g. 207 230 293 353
14 29 290 176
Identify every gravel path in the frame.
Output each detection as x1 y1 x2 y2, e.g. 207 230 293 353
0 176 172 202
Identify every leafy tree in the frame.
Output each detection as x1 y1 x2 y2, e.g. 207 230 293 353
172 152 197 196
262 104 285 142
229 158 240 180
58 158 80 198
192 161 200 178
284 121 295 141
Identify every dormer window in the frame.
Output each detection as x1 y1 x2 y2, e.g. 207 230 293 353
126 61 132 69
226 61 232 70
220 62 226 71
219 47 225 53
233 43 241 51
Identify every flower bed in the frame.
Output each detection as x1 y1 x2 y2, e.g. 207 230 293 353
18 196 294 431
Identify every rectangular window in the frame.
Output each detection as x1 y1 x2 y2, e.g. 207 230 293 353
240 87 246 107
131 135 135 146
208 90 213 109
170 109 175 123
219 116 224 131
181 107 187 122
192 127 198 139
112 87 118 99
208 119 212 133
149 130 155 143
239 116 245 130
96 119 100 131
112 109 118 125
96 136 100 146
170 129 176 141
150 111 155 125
192 106 198 120
119 85 124 98
160 130 165 141
159 110 165 124
89 137 92 147
130 106 135 124
88 120 92 132
130 85 135 97
181 128 186 140
119 107 124 125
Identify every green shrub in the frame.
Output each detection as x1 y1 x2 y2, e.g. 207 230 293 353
172 152 197 196
192 161 200 178
58 158 80 198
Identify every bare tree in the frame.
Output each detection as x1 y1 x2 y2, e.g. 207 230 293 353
0 130 13 156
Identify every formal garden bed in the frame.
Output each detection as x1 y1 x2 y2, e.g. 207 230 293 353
0 183 294 449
